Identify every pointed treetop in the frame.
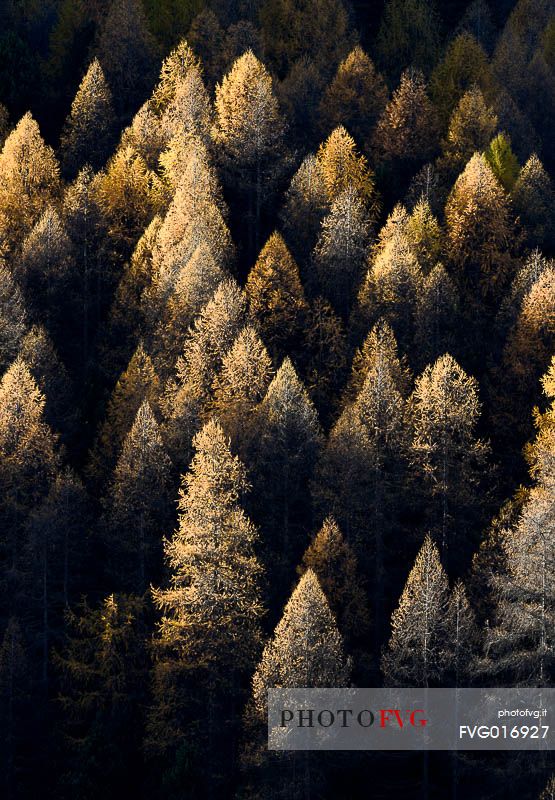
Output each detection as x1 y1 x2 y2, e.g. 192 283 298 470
485 132 520 191
316 125 375 203
347 318 411 403
151 39 201 114
0 357 46 446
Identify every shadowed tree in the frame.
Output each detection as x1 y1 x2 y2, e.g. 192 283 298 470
440 86 498 177
512 153 555 250
0 263 27 374
60 58 115 177
280 153 328 266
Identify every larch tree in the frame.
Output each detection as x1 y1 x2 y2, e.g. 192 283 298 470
152 242 226 376
161 279 247 470
377 0 442 79
405 198 442 274
212 50 286 255
484 132 520 191
87 343 160 490
150 38 200 115
278 55 326 149
250 358 323 595
280 153 328 265
414 263 460 370
56 594 149 798
60 58 116 176
319 46 388 153
251 569 350 719
0 262 27 374
485 360 555 686
445 152 514 309
104 401 172 594
299 517 370 652
539 776 555 800
245 231 308 362
356 229 424 355
0 359 59 611
316 125 377 208
373 68 439 169
430 32 493 127
160 65 213 148
303 297 349 424
149 420 264 759
512 153 555 251
96 0 159 118
382 535 450 687
0 618 30 800
211 325 273 453
409 354 490 566
315 330 408 645
0 113 61 256
312 184 372 318
119 100 167 170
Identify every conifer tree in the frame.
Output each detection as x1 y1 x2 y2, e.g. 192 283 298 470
445 152 513 307
299 518 370 650
149 420 264 757
160 65 212 148
245 232 308 362
319 46 388 152
213 50 286 254
485 361 555 685
252 569 350 718
357 229 424 355
374 68 439 167
280 153 328 265
316 125 376 206
104 401 172 593
303 297 348 424
0 113 61 255
151 38 200 114
539 776 555 800
0 359 59 610
152 242 226 376
119 100 167 169
96 0 159 118
60 58 115 176
414 264 460 370
56 595 149 798
277 55 326 148
430 33 493 126
313 185 372 317
382 535 450 686
0 262 27 374
410 354 490 563
485 132 520 191
0 618 30 799
250 359 323 592
88 344 160 489
512 154 555 250
211 326 273 452
445 579 478 684
406 198 442 273
377 0 442 79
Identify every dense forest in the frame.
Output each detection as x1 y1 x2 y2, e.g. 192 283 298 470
0 0 554 798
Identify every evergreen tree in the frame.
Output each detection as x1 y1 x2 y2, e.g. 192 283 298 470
211 326 273 452
445 152 513 308
0 113 61 256
316 125 376 206
512 153 555 250
430 32 493 126
377 0 442 78
319 46 388 153
88 344 160 489
485 132 520 191
0 262 27 374
299 517 370 651
312 185 372 317
104 401 171 593
382 535 450 686
252 569 350 717
213 50 286 255
60 58 115 176
280 153 328 265
56 594 149 799
0 618 30 800
245 232 308 362
441 86 498 177
148 420 264 763
96 0 159 118
410 354 490 565
250 358 323 595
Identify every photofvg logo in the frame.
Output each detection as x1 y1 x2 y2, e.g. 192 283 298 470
268 689 554 751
